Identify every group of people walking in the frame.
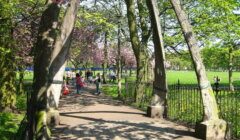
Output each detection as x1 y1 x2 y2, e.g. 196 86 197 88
63 70 102 95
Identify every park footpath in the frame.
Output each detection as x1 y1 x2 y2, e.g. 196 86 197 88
51 84 200 140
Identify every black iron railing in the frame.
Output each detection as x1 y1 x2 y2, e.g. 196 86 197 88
20 80 240 139
122 80 240 139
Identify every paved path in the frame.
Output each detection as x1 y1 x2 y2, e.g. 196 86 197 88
51 85 200 140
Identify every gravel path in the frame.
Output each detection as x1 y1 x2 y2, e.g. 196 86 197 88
51 85 200 140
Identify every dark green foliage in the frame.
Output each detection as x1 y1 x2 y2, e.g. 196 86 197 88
0 1 17 112
0 84 31 140
102 80 152 109
16 82 31 111
0 54 17 111
16 94 27 111
0 113 23 140
216 91 240 139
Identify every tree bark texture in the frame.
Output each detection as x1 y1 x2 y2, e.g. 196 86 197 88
146 0 168 118
170 0 219 121
46 0 78 127
30 0 79 139
125 0 149 104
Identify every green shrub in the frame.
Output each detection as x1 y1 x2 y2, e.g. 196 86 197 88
16 94 27 111
0 113 23 140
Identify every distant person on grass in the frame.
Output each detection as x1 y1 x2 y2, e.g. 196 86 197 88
109 71 116 83
76 73 84 94
86 69 93 83
94 73 101 95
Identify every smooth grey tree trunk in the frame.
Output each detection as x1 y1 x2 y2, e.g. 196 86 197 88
146 0 168 118
170 0 219 121
30 0 79 139
170 0 227 139
30 2 61 139
46 0 78 126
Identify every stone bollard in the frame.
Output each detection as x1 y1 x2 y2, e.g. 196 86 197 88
147 106 164 118
195 119 228 140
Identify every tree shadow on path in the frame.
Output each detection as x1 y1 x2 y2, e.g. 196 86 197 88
52 84 199 140
52 114 198 140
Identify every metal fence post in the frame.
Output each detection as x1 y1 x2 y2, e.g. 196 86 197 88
214 76 220 96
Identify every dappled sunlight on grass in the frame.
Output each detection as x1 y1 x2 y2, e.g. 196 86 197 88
102 85 119 99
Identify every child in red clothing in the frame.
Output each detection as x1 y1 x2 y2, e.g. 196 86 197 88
61 81 69 97
76 73 84 94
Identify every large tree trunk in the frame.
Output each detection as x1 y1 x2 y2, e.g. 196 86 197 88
170 0 219 121
137 0 150 84
147 0 167 118
228 46 234 91
170 0 227 139
135 50 148 104
125 0 149 104
29 0 79 139
46 0 78 126
146 0 168 118
30 2 61 139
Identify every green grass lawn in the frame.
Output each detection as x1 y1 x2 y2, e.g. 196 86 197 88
167 70 240 85
16 71 33 80
121 70 240 86
16 70 240 86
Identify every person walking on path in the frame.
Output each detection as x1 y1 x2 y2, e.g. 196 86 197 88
76 73 84 94
94 73 101 95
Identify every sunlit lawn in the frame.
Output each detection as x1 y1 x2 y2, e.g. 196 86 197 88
17 70 240 86
167 70 240 85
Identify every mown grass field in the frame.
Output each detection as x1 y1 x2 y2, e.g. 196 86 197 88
167 70 240 85
16 70 240 85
